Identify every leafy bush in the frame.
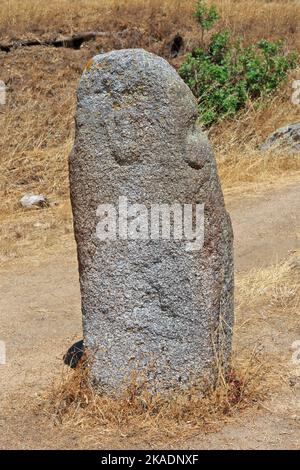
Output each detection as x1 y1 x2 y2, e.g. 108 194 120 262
180 1 298 126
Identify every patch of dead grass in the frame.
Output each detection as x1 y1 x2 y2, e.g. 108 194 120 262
237 253 300 320
42 349 269 445
1 1 300 51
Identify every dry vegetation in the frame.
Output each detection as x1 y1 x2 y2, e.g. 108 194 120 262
1 0 300 49
237 255 300 321
43 353 269 446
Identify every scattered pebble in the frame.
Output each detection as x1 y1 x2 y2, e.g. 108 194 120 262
20 193 48 209
32 221 51 229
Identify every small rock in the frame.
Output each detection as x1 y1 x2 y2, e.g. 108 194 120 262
63 340 84 369
260 122 300 154
32 221 51 229
20 193 48 209
289 376 298 387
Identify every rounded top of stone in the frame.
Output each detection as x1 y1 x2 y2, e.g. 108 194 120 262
84 48 180 77
78 49 197 115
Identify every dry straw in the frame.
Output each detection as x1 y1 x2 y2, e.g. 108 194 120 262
43 345 269 444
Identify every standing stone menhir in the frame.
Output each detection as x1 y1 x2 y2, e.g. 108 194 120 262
69 49 234 393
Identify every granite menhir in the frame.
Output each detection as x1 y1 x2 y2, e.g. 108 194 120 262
69 49 234 393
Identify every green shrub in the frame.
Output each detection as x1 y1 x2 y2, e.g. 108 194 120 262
193 0 219 43
179 2 298 126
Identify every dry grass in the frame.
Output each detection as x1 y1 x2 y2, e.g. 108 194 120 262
1 1 300 51
43 350 269 445
236 252 300 322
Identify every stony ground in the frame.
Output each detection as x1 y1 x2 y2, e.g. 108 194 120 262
0 177 299 449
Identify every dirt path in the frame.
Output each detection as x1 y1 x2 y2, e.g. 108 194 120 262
0 180 299 449
229 181 300 272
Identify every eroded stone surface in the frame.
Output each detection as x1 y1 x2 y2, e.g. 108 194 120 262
69 49 234 393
